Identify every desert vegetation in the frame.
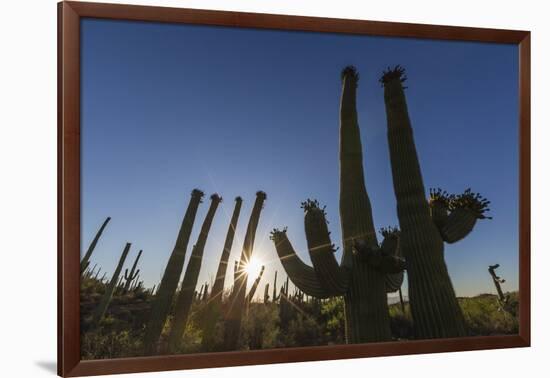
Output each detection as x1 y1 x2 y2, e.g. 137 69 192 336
80 66 518 359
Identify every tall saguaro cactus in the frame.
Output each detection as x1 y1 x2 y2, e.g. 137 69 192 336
211 197 243 304
380 66 491 338
81 217 111 273
143 189 204 355
202 198 243 350
123 249 143 291
224 191 267 350
271 67 404 343
246 265 265 303
168 194 222 352
91 242 131 326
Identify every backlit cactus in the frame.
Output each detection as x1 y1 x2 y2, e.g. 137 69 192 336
81 217 111 273
246 265 265 303
224 191 267 350
143 189 204 355
263 283 270 303
381 65 491 338
123 249 142 291
91 242 131 326
168 194 222 352
202 196 243 351
271 67 404 343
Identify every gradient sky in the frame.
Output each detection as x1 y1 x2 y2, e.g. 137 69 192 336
81 18 519 300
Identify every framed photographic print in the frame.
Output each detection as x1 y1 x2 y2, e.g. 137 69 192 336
58 1 530 376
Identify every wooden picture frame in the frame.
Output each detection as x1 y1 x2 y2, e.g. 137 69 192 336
58 1 530 376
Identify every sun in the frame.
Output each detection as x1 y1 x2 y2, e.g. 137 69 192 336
244 256 263 278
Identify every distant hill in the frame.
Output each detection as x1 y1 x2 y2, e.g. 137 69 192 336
388 291 519 339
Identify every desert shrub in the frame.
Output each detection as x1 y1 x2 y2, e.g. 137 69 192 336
81 328 143 359
388 303 413 339
460 294 518 335
241 302 280 349
319 297 345 344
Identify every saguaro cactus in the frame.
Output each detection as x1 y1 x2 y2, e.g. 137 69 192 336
380 65 491 338
211 197 243 304
246 265 265 303
144 189 204 355
81 217 111 273
168 194 222 352
488 264 507 303
272 271 278 302
271 67 404 343
224 191 267 350
201 196 244 351
123 249 143 291
263 283 270 303
91 242 131 325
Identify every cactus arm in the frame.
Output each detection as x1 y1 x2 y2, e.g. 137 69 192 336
382 66 467 337
91 242 131 326
272 271 278 301
302 200 350 295
246 265 265 303
339 67 379 267
488 264 507 302
440 189 491 243
81 217 111 273
211 197 243 305
143 189 204 355
379 227 405 292
263 283 270 303
270 229 331 299
168 194 221 352
224 192 267 350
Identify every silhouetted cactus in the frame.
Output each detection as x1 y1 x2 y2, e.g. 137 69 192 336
272 271 279 302
263 283 270 303
143 189 204 355
211 197 243 304
168 194 222 352
224 191 267 350
271 67 404 343
278 276 294 331
93 268 101 280
91 242 131 326
202 283 209 301
381 65 491 338
81 217 111 273
85 264 98 280
131 274 140 291
488 264 517 316
123 249 142 291
201 197 243 350
246 265 265 303
488 264 508 303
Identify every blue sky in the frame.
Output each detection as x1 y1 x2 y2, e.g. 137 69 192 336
81 18 519 299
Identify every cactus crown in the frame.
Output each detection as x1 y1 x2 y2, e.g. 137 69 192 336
210 193 222 202
256 190 267 200
300 198 327 214
449 188 492 219
429 188 452 207
380 226 400 238
379 65 407 87
191 189 205 201
341 65 360 84
269 227 288 241
235 196 243 202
